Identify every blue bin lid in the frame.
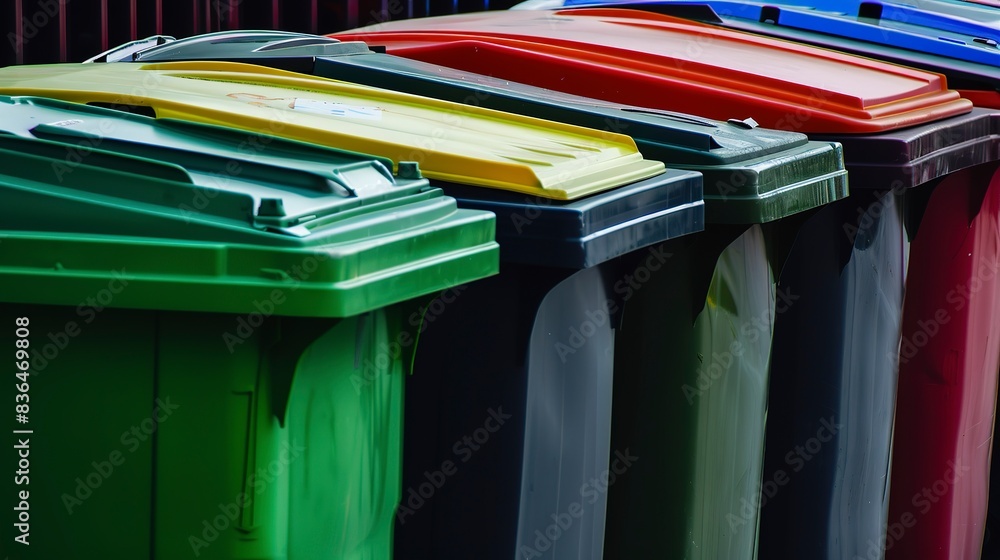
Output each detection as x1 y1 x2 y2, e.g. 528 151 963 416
511 0 1000 95
690 0 1000 29
724 1 998 65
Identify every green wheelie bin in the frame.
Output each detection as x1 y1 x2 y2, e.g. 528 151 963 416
0 95 498 559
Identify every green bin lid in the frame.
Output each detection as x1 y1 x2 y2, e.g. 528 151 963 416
0 95 499 317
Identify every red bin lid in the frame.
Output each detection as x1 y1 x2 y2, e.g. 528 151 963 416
336 8 973 134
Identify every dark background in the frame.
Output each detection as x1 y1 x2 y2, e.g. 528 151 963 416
1 0 517 67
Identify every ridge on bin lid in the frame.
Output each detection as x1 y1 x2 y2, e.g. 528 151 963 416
335 8 974 134
0 61 665 200
95 30 847 225
0 95 500 317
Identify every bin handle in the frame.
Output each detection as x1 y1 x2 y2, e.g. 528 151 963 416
83 35 177 64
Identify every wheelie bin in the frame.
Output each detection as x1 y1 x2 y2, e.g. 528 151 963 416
336 9 1000 559
87 31 853 560
0 94 499 559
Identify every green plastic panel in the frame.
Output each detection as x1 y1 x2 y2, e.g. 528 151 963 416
0 303 413 559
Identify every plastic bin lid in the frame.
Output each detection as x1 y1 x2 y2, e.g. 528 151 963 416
0 95 499 317
440 169 703 268
660 0 1000 66
516 2 1000 99
100 30 846 224
515 0 1000 26
0 61 665 200
810 106 1000 188
334 8 973 134
711 0 1000 28
525 0 1000 29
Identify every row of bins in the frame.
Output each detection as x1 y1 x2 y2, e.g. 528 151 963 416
1 2 998 558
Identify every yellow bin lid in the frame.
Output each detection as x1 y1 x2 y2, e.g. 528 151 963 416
0 61 665 200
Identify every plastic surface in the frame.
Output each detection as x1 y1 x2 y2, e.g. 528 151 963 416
759 190 907 560
390 156 705 560
286 311 406 560
513 0 1000 10
109 29 848 224
132 30 369 62
606 224 777 559
685 0 1000 28
514 0 1000 66
334 8 974 134
0 304 412 559
515 266 617 560
397 264 622 560
509 2 1000 109
397 220 787 560
809 108 1000 189
0 61 666 200
756 110 1000 559
0 95 499 318
442 174 704 268
886 163 1000 560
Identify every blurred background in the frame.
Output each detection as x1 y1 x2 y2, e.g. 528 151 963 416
1 0 517 67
